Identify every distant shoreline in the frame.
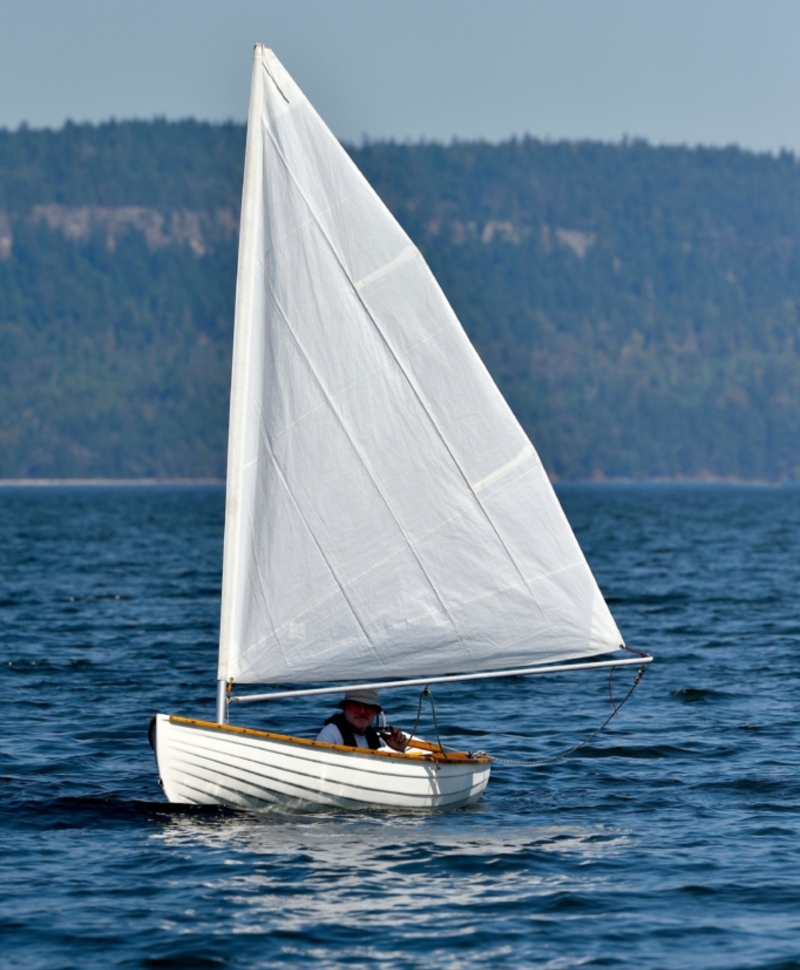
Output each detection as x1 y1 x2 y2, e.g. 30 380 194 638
0 478 225 487
0 476 796 488
554 476 800 487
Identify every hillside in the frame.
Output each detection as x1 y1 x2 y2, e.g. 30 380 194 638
2 120 800 480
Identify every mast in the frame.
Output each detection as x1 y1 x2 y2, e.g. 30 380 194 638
217 46 266 692
216 679 228 724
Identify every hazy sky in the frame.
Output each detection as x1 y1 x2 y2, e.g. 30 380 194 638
2 0 800 153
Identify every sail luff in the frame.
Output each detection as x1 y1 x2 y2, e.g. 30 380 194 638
217 47 267 681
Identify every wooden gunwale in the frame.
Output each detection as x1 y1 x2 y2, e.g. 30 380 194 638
169 715 492 764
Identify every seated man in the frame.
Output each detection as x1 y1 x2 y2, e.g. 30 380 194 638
316 689 407 752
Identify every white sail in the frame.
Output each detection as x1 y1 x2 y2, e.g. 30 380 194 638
217 46 623 686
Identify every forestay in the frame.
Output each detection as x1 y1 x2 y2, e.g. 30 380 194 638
218 46 624 686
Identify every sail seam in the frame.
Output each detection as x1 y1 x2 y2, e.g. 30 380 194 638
238 555 594 679
234 401 377 678
471 445 537 493
343 235 548 628
260 184 368 263
240 457 289 675
354 244 420 290
348 295 554 637
241 469 583 664
401 560 588 628
261 288 461 652
261 318 461 445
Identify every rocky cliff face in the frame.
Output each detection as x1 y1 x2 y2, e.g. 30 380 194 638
0 205 238 259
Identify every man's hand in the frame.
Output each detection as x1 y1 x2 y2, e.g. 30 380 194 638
385 725 408 752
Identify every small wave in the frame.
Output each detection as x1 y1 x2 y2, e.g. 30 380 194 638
670 687 730 703
610 591 691 605
0 795 241 830
573 743 684 759
694 777 800 796
65 593 133 602
679 884 717 896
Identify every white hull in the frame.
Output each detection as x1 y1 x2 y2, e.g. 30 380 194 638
152 715 491 811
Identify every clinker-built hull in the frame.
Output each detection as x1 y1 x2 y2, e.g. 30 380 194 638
152 714 491 811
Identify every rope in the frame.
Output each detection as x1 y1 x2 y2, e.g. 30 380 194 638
407 687 426 740
408 686 450 761
427 687 450 761
489 661 648 767
406 648 650 766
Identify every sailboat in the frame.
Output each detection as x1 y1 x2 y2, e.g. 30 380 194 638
150 46 651 811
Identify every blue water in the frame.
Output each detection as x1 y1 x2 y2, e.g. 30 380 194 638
2 484 800 969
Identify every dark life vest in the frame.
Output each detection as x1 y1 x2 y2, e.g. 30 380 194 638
323 712 382 750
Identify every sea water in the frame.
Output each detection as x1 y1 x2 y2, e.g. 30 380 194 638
2 484 799 969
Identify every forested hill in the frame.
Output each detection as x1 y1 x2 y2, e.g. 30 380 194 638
2 120 800 480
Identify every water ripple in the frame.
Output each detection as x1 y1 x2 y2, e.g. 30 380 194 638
3 484 800 968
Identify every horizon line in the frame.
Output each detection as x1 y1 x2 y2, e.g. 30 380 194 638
0 476 796 489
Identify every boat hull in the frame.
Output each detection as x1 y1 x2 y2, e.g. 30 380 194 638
152 715 491 811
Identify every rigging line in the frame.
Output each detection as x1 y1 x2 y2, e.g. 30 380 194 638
608 665 618 713
261 52 290 104
489 662 648 767
426 687 450 761
407 686 450 761
408 687 427 741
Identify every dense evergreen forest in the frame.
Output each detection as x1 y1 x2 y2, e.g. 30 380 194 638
2 119 800 480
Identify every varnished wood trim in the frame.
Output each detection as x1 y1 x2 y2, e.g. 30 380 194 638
167 715 492 764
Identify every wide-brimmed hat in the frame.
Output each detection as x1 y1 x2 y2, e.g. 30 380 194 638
339 688 382 711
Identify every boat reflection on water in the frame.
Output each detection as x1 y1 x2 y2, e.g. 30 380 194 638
147 807 633 943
